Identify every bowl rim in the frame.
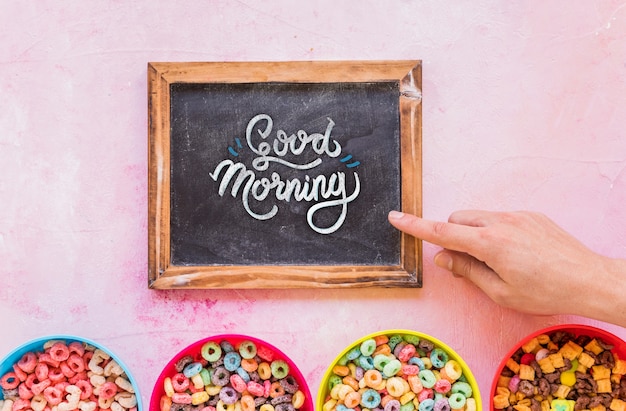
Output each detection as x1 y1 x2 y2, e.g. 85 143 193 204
149 333 313 411
315 328 482 411
489 323 626 410
0 334 142 411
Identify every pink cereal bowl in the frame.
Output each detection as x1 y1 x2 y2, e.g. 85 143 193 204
150 334 312 411
490 324 626 410
0 334 142 410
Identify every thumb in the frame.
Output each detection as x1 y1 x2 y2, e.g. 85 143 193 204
434 250 500 286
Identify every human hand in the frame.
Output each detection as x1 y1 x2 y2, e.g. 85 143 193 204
388 210 626 324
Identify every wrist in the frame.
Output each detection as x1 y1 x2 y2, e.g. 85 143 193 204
579 255 626 327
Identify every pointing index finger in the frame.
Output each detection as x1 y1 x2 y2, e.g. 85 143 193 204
388 210 483 254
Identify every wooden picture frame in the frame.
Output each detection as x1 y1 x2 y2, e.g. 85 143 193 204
148 60 422 289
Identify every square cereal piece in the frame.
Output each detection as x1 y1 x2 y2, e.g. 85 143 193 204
493 386 511 409
613 358 626 375
612 373 622 384
537 357 555 374
553 384 571 399
519 364 535 381
549 352 566 369
593 365 612 380
559 341 584 360
578 352 596 368
496 386 511 397
522 337 539 353
513 399 532 411
591 405 607 411
493 393 510 409
506 358 521 374
610 398 626 411
597 378 612 393
540 400 550 411
536 334 551 345
585 339 605 355
497 375 511 388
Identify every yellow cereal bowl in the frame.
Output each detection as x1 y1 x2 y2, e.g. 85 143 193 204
490 324 626 411
317 329 481 411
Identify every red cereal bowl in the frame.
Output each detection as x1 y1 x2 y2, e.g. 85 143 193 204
490 324 626 410
0 334 142 411
317 329 482 411
150 334 312 411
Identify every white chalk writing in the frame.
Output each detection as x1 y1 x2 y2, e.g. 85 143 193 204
209 114 361 234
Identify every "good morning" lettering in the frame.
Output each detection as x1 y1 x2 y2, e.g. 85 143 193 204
209 114 361 234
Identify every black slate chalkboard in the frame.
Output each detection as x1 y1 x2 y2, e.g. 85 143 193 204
148 60 422 289
169 81 401 266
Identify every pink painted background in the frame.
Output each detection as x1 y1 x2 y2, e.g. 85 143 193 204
2 0 626 408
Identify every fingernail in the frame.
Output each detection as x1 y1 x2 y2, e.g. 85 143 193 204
388 210 405 220
434 252 453 271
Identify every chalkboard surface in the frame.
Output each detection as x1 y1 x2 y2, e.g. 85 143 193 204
170 81 401 266
148 61 422 288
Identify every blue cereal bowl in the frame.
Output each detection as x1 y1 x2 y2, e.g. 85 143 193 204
0 335 142 411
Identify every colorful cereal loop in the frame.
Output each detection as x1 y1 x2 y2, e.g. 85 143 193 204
345 347 361 361
359 339 376 357
429 348 448 369
257 362 272 380
451 381 472 398
382 359 401 377
386 377 406 397
211 367 230 387
201 342 222 363
17 353 37 374
417 398 434 411
343 391 360 409
0 373 20 390
358 356 374 370
363 369 382 388
292 390 306 409
49 343 70 362
448 392 466 409
384 398 400 411
238 341 257 360
387 335 403 350
183 362 203 378
270 361 289 380
360 388 381 408
172 392 192 404
240 394 255 411
229 374 247 393
246 381 264 397
240 358 258 372
443 360 462 381
191 391 210 406
269 381 285 398
418 370 436 389
374 354 394 371
223 352 241 372
171 373 190 393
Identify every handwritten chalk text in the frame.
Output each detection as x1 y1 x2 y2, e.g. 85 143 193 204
209 114 361 234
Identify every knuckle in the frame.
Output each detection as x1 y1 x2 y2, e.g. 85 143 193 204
460 260 474 278
431 221 449 237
